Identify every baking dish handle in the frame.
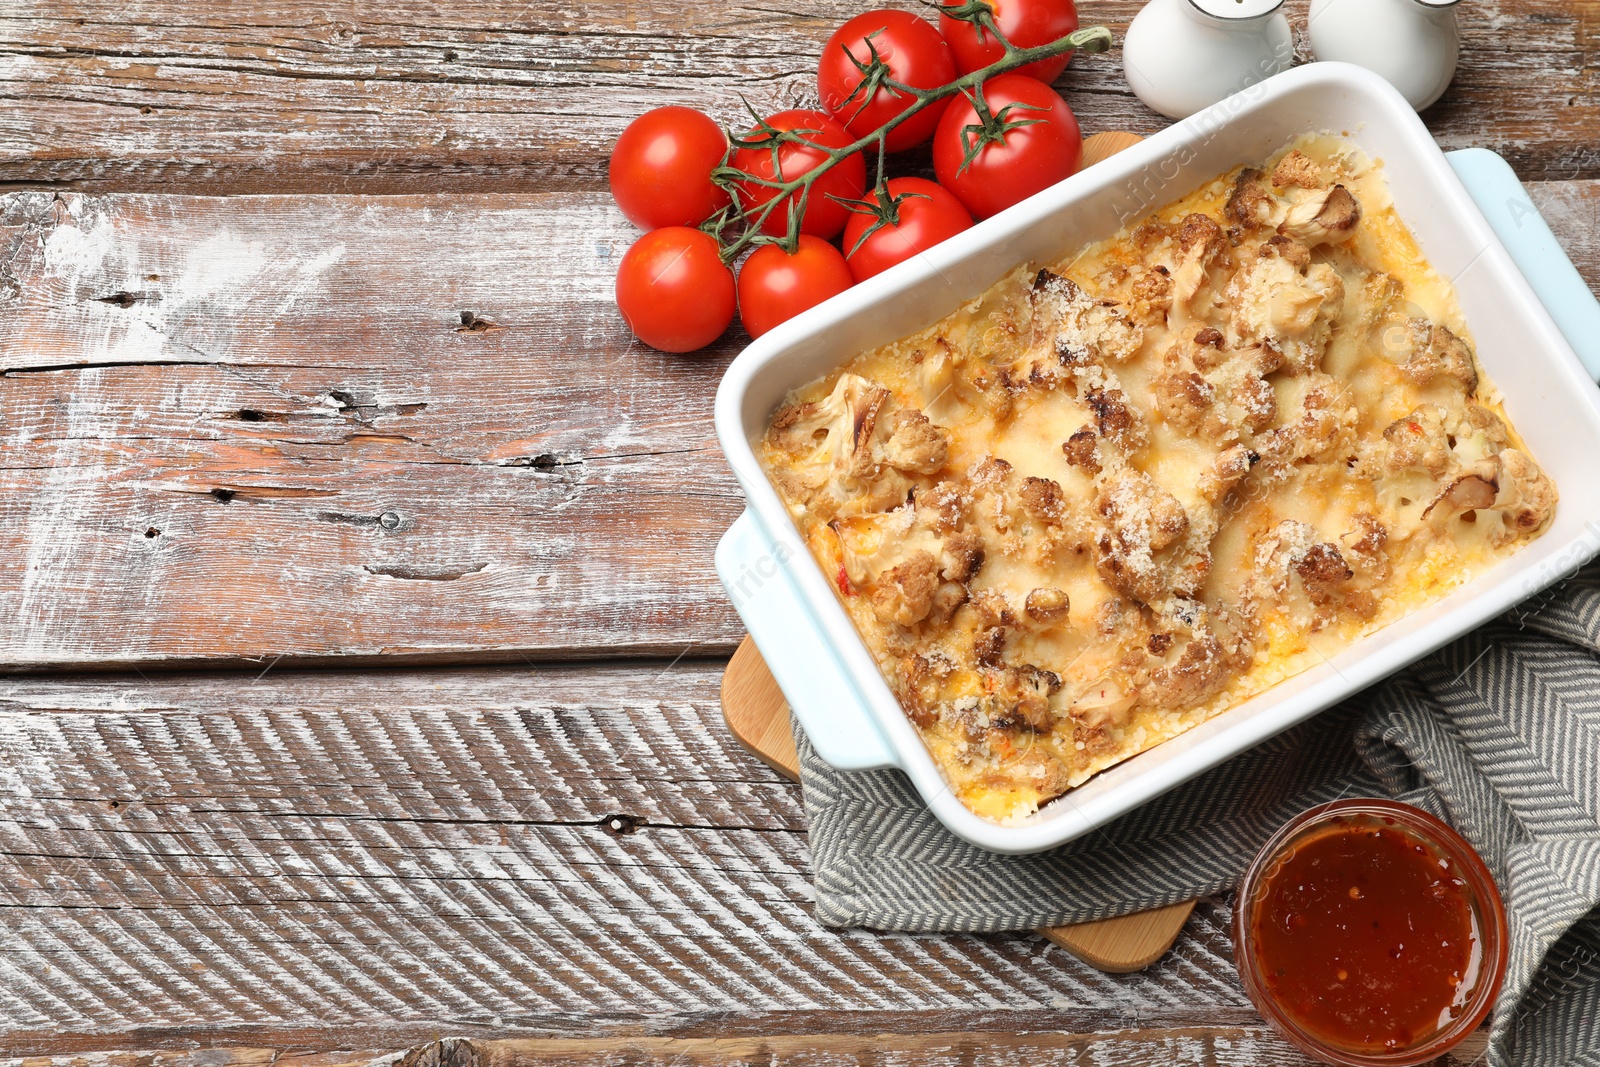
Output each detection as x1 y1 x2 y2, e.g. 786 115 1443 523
1448 148 1600 383
716 510 898 772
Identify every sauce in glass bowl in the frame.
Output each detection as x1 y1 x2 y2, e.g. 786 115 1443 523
1234 800 1508 1066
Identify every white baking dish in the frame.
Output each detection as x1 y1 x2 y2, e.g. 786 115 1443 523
713 62 1600 855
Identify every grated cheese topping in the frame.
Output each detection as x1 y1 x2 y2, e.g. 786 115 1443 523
757 138 1557 823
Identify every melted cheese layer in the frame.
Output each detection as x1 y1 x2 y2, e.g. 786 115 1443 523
758 137 1556 823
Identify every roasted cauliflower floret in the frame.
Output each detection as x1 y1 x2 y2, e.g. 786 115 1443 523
1035 271 1145 366
1225 239 1346 376
1295 541 1355 596
1153 369 1221 438
1085 386 1148 452
882 408 950 474
1069 673 1138 755
1225 167 1283 230
830 509 938 589
768 374 884 463
1145 632 1228 709
1424 448 1556 545
1127 266 1174 326
940 529 985 583
914 480 969 533
1061 427 1102 473
765 374 899 509
1229 370 1280 433
982 664 1062 733
1281 184 1362 246
908 335 1017 424
1199 443 1260 500
1382 406 1453 476
1006 749 1074 802
1094 472 1193 603
1017 476 1067 525
1355 270 1405 335
1271 150 1325 189
1487 449 1556 543
1460 404 1511 454
1388 320 1479 394
896 653 946 728
1344 513 1390 580
1294 380 1355 461
1170 213 1227 317
868 550 940 627
1425 473 1498 516
926 581 969 627
1255 519 1361 620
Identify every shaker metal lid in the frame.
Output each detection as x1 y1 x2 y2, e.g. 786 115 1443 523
1186 0 1287 19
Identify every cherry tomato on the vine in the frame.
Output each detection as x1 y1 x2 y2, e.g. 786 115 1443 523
818 10 958 153
614 227 735 353
932 73 1081 220
609 107 731 230
842 177 974 282
939 0 1081 84
737 236 855 339
730 110 867 240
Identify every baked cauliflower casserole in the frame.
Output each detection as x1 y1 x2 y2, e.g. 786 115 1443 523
758 137 1556 823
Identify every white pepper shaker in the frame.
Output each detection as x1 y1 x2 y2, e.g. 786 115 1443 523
1308 0 1461 111
1122 0 1295 120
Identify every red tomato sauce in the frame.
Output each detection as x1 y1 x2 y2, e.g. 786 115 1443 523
1249 817 1480 1053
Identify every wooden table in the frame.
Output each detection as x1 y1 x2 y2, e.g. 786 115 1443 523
0 2 1593 1063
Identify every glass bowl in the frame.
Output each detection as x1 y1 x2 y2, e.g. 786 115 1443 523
1233 798 1508 1066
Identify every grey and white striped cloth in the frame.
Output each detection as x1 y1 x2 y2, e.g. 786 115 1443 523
799 562 1600 1067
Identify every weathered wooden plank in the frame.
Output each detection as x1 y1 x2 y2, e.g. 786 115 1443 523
465 1031 1488 1067
0 189 746 667
0 0 1593 193
0 664 1257 1042
2 181 1597 669
0 1029 1492 1065
0 1042 395 1066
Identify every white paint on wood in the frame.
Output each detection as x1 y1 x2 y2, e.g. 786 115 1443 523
14 367 111 660
38 204 348 367
0 0 1593 192
0 191 750 667
0 665 1251 1039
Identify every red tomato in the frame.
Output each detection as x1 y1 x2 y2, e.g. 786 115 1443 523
737 237 855 339
932 74 1081 219
842 178 974 281
939 0 1080 84
730 110 867 240
817 10 958 153
609 107 731 230
614 227 735 353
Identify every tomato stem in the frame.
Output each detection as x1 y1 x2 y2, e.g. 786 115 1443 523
710 10 1113 263
954 86 1048 177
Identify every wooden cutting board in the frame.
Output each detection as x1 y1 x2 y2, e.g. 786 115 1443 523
718 130 1194 973
1079 130 1146 169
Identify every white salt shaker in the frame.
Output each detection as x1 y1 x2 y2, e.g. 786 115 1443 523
1122 0 1295 120
1308 0 1461 111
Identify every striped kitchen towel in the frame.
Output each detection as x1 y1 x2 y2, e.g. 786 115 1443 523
798 562 1600 1067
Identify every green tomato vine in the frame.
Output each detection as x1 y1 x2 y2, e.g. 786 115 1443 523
703 5 1114 263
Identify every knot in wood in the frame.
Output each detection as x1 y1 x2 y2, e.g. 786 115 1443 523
599 813 642 836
